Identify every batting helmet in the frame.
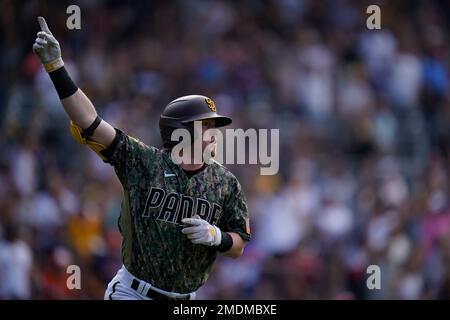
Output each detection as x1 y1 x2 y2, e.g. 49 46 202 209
159 95 232 149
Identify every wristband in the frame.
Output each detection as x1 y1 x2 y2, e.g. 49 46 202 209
48 66 78 99
217 231 233 252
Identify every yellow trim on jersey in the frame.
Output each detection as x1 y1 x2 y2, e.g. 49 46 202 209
69 120 108 160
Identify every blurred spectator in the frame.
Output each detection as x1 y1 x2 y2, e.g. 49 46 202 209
0 225 32 299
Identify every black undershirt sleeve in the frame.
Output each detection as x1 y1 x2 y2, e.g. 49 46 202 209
100 128 122 161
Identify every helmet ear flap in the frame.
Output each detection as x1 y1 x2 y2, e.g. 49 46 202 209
160 125 178 149
159 118 196 149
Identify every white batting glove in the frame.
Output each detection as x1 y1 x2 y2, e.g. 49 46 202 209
182 215 222 246
32 16 64 72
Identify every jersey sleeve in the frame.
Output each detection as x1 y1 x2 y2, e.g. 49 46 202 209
219 177 251 242
103 129 159 189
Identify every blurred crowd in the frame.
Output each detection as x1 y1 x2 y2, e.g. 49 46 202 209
1 0 450 299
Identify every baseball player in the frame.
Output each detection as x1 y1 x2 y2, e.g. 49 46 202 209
32 17 251 300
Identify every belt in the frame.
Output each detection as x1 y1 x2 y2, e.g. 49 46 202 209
130 279 191 300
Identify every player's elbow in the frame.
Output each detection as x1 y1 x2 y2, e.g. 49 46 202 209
220 232 246 258
233 247 245 258
222 242 246 259
222 249 242 259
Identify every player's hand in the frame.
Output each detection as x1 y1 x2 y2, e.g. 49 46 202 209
32 16 64 72
181 215 222 246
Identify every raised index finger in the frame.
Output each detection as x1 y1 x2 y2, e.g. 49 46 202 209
37 16 52 35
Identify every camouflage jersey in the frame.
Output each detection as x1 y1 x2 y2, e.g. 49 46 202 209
104 130 251 293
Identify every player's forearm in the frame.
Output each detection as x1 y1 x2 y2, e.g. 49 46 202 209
220 232 246 259
60 88 97 128
47 65 98 127
49 68 116 146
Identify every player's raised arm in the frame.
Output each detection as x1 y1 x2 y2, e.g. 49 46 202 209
32 16 116 155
